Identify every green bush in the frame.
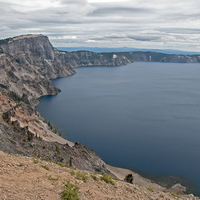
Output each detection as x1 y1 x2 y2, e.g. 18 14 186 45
61 180 79 200
41 164 49 171
135 183 141 187
57 162 67 167
147 187 153 192
55 145 60 154
32 158 39 164
171 192 179 198
51 160 56 164
76 171 88 183
35 119 40 123
100 173 115 185
70 170 76 176
91 173 98 181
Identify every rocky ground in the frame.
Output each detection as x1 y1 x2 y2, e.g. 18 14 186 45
0 151 198 200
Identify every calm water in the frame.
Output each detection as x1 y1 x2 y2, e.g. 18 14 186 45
37 62 200 195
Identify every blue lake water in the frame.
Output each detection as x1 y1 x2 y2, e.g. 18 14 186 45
36 62 200 195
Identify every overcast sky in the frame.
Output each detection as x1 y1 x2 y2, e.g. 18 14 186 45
0 0 200 51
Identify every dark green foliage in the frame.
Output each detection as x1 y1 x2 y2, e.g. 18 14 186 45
15 58 20 64
40 164 49 170
34 119 40 123
100 173 115 185
91 173 98 181
75 171 88 183
55 145 60 154
61 180 79 200
57 162 67 167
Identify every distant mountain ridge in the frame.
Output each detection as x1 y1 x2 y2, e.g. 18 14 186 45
57 47 200 55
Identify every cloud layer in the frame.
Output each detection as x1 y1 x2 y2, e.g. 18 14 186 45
0 0 200 51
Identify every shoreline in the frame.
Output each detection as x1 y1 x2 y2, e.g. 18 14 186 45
35 68 193 195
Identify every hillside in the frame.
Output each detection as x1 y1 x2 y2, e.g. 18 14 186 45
0 151 198 200
0 34 199 199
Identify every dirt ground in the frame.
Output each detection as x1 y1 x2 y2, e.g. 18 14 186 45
0 151 198 200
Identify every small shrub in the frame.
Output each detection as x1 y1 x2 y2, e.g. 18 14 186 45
51 160 57 164
48 175 58 181
41 164 49 170
70 157 72 167
70 170 75 176
113 177 120 181
135 183 141 187
147 187 153 192
76 171 88 183
55 145 60 154
171 192 179 198
91 173 98 181
100 173 115 185
42 146 46 149
61 180 79 200
34 119 40 123
32 158 39 164
57 162 67 167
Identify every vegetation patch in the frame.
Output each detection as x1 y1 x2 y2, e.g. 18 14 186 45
48 175 58 181
75 171 88 183
91 172 98 181
32 158 40 164
171 192 179 198
40 164 50 171
70 170 75 176
57 162 67 167
51 160 57 164
100 173 115 185
70 170 88 183
147 187 153 192
135 183 141 187
61 180 79 200
55 145 60 154
34 119 40 123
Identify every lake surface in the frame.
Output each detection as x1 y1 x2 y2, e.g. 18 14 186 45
36 62 200 195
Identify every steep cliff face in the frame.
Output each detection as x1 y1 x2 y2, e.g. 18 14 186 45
1 34 55 60
0 34 200 192
0 35 77 106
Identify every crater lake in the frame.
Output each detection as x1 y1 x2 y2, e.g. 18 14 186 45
36 62 200 195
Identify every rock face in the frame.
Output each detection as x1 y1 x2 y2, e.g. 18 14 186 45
124 174 134 184
0 34 199 196
0 34 199 107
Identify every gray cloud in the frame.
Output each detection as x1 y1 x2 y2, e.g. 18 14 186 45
89 6 150 16
0 0 200 51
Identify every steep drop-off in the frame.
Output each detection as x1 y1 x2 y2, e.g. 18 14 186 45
0 34 199 198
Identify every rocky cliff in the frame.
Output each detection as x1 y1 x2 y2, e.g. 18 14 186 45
0 34 199 197
0 34 199 107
